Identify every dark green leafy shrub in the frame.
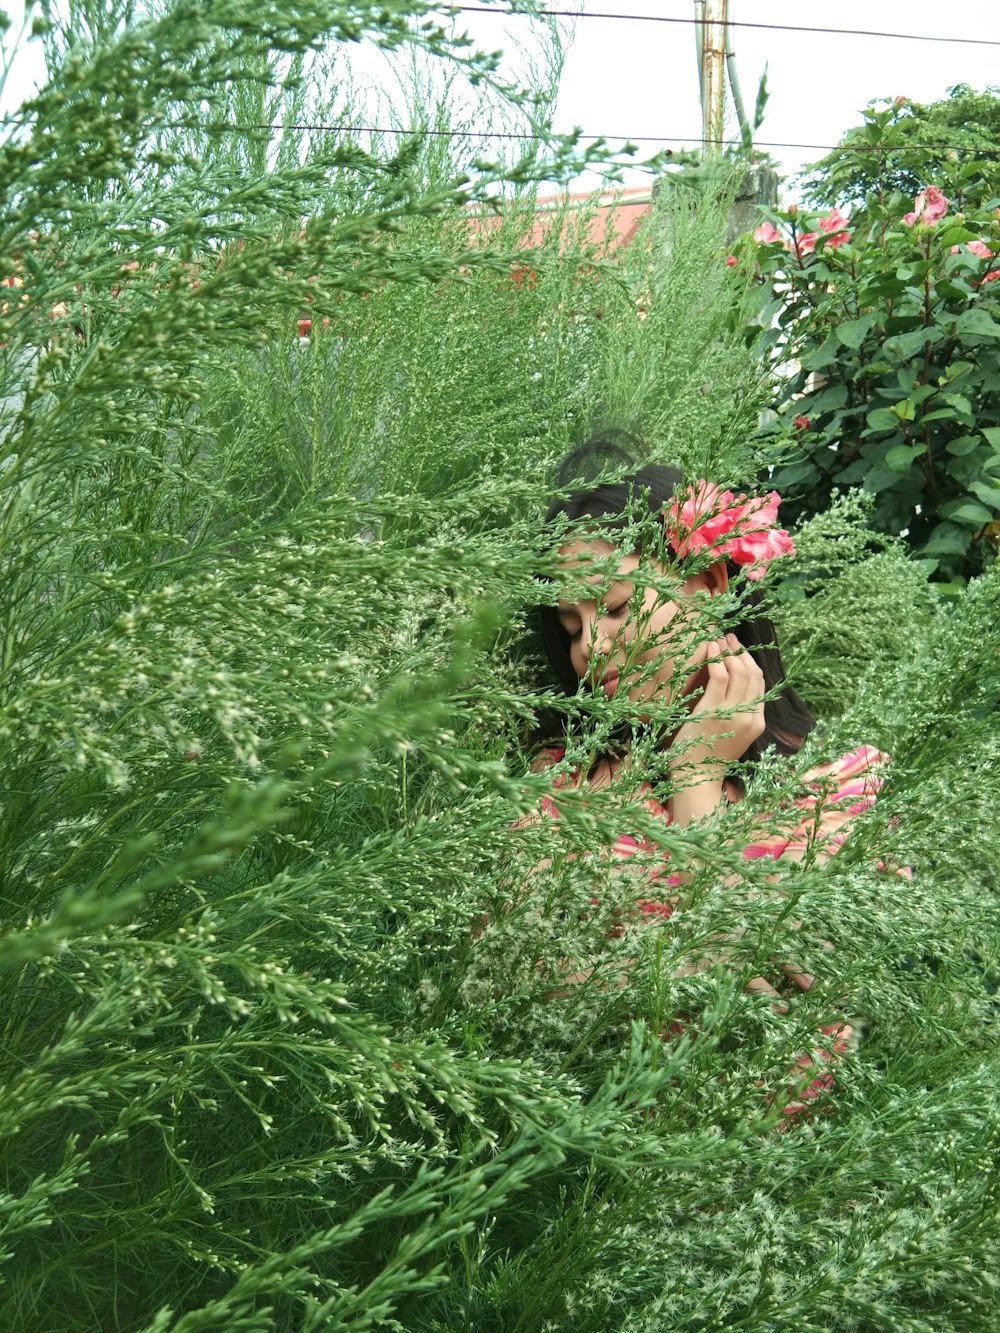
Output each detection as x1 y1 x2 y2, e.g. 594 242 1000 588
739 184 1000 581
800 89 1000 215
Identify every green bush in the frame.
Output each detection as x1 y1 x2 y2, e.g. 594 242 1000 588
800 89 1000 215
738 184 1000 582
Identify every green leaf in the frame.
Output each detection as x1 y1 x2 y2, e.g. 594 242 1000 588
885 327 933 359
755 296 785 326
942 360 974 383
885 444 922 471
864 463 906 493
954 307 1000 339
968 479 1000 509
946 435 982 457
865 407 901 432
936 278 973 302
982 427 1000 449
943 392 973 419
807 383 849 413
859 278 902 305
920 521 971 555
835 315 874 350
833 460 867 483
799 338 841 372
938 224 980 247
939 499 994 526
772 460 818 487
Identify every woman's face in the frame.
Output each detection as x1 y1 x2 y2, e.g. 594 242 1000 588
555 536 724 708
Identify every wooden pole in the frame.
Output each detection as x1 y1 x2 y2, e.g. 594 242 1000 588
700 0 728 155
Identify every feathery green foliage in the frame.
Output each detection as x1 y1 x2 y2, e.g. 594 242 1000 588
1 3 999 1329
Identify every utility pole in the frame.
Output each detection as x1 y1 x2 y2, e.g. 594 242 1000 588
686 1 777 244
697 0 728 155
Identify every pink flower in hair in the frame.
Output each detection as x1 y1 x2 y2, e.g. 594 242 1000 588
730 522 797 577
665 481 795 580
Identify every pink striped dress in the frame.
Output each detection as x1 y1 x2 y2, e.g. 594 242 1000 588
539 743 889 871
535 743 896 1122
741 744 889 864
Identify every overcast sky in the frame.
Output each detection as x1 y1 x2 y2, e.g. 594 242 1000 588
464 0 1000 197
3 1 999 201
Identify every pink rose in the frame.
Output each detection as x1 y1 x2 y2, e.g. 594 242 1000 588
794 232 818 258
819 208 848 233
920 187 948 221
753 221 783 245
668 481 735 557
818 208 850 248
967 239 994 259
732 525 797 580
664 483 795 578
902 186 948 227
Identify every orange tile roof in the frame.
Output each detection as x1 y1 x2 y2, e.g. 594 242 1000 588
469 187 652 254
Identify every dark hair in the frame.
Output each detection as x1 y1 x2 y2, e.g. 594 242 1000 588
537 435 815 764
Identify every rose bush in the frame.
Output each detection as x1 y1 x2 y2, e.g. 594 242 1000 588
739 187 1000 581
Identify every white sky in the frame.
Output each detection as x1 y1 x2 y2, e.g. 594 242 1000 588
463 0 1000 197
3 1 999 200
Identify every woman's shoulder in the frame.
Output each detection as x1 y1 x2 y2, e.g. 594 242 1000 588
802 743 888 777
743 742 890 863
529 745 566 773
796 743 889 803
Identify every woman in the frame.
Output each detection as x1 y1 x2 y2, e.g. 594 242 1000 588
530 438 886 1119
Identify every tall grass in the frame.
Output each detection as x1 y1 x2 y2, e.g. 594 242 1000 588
1 2 999 1329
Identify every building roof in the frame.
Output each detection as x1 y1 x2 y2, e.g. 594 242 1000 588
468 187 652 255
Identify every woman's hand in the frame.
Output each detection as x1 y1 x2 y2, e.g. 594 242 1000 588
673 632 766 772
666 632 765 827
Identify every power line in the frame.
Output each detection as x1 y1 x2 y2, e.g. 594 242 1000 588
455 5 1000 50
176 119 1000 157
